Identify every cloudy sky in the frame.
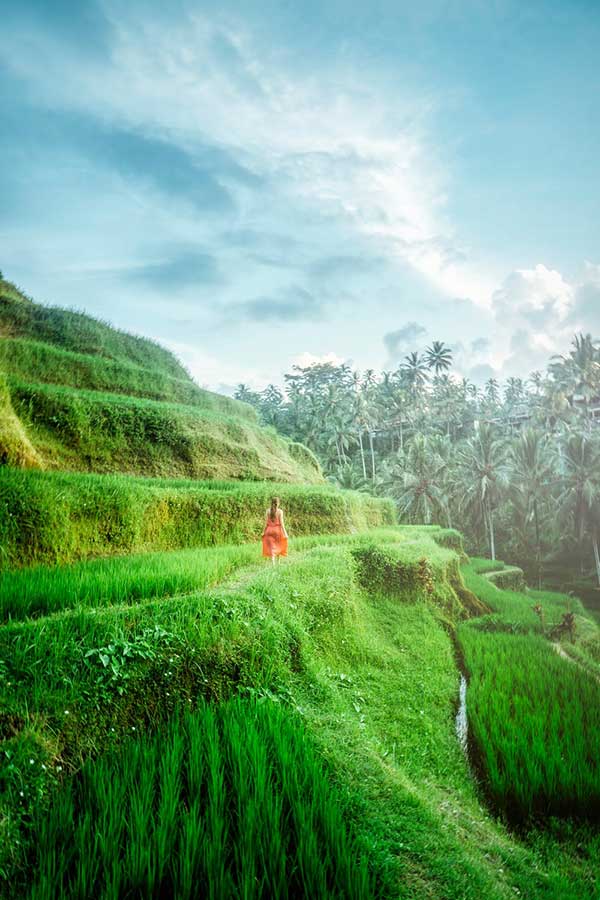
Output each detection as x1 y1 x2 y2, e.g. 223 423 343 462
2 0 599 393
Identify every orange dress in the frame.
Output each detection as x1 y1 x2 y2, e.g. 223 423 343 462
262 510 288 558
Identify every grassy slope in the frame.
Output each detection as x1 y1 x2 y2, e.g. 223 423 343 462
0 280 321 483
0 468 395 569
2 529 599 897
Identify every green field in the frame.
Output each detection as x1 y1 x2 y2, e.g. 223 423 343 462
28 700 374 900
0 467 395 569
0 281 322 483
1 277 599 897
458 560 600 824
2 530 600 898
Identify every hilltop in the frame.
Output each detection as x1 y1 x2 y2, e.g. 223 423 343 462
0 276 321 483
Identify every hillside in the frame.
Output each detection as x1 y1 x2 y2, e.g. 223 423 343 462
1 527 599 898
0 277 322 483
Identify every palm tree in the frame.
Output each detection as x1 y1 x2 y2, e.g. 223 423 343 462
329 462 369 492
458 424 507 560
509 428 552 586
425 341 453 375
555 431 600 584
550 333 600 431
393 434 450 525
401 352 429 397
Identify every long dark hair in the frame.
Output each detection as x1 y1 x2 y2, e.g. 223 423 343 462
269 497 280 522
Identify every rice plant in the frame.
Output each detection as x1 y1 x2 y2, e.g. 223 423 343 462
28 700 375 899
0 527 403 622
460 628 600 822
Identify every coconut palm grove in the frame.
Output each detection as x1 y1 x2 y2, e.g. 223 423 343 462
236 333 600 599
1 1 600 898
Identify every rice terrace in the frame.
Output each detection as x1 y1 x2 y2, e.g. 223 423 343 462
2 1 600 897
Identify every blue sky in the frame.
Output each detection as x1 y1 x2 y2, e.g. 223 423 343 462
2 0 599 393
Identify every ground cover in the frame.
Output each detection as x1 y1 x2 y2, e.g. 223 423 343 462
0 467 394 568
0 287 189 379
6 377 322 483
458 560 600 825
28 699 374 900
0 336 257 416
0 280 323 487
2 532 599 898
0 528 404 622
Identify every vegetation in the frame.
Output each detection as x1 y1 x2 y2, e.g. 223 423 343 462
28 699 374 900
3 532 599 898
0 467 394 569
5 377 322 482
0 527 404 622
0 336 258 419
460 629 600 822
457 560 600 824
0 280 321 484
237 333 600 591
0 285 191 379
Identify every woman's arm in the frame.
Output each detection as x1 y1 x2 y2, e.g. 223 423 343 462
262 511 269 536
279 509 289 538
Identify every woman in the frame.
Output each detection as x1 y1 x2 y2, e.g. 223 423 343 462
262 497 288 564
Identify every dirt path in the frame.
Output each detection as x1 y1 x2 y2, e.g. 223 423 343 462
552 642 600 684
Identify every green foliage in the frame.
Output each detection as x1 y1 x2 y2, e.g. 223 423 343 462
28 700 374 900
351 537 486 618
0 336 257 420
0 528 403 622
7 377 321 483
0 286 321 487
0 467 394 568
0 290 188 380
1 534 599 898
460 629 600 822
459 559 600 823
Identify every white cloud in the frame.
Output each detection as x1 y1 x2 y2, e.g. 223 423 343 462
490 262 600 376
2 9 497 308
290 351 346 369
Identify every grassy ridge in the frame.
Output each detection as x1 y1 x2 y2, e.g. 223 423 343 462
0 287 187 379
0 467 395 569
351 539 487 618
0 528 405 622
0 336 257 419
3 534 599 898
0 279 321 485
458 561 600 824
29 700 373 900
6 378 322 482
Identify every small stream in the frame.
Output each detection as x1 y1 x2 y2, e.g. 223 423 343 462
455 673 468 755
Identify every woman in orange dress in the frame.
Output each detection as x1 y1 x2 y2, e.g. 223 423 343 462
262 497 288 564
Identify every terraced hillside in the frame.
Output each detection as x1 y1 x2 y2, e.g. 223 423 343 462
2 526 599 898
0 277 321 483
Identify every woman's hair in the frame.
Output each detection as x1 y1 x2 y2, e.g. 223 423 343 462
269 497 280 520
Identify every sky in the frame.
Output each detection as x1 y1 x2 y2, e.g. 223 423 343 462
1 0 599 394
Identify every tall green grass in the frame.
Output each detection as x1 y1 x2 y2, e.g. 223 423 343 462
459 628 600 822
0 336 257 418
7 377 321 482
0 289 188 380
0 527 404 622
28 699 374 900
2 537 600 898
0 468 394 569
